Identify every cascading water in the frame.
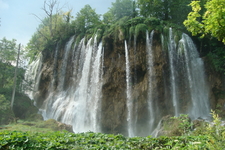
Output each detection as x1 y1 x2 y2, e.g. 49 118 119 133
23 54 43 100
132 34 138 136
179 33 210 119
166 28 210 119
146 30 156 133
58 36 75 91
167 28 179 116
41 36 75 120
26 35 103 133
125 40 135 137
24 28 212 137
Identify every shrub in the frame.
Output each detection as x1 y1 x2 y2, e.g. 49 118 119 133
0 94 14 125
206 110 225 149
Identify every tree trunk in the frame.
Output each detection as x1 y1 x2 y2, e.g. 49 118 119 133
11 44 21 113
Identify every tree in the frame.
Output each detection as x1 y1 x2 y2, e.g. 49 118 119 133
0 38 18 88
183 0 225 44
0 37 17 64
0 94 12 124
41 0 61 37
27 0 74 61
73 5 101 35
109 0 137 21
138 0 191 25
0 38 25 90
11 44 21 112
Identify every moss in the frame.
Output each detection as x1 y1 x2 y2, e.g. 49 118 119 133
135 24 147 37
37 119 59 130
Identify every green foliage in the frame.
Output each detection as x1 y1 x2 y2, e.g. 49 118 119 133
134 23 148 37
0 130 211 150
3 112 225 149
108 0 137 22
0 38 26 124
138 0 191 25
0 94 13 125
0 38 17 64
190 110 225 149
73 5 101 36
144 17 161 27
26 11 75 61
184 0 225 44
171 114 193 136
0 38 21 89
127 17 146 26
207 46 225 73
206 110 225 149
103 16 130 41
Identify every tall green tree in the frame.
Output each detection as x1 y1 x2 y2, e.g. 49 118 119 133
138 0 191 25
73 4 101 35
0 38 17 64
108 0 137 21
0 38 17 88
184 0 225 44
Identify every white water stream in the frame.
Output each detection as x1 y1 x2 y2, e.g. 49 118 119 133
146 30 156 133
125 40 135 137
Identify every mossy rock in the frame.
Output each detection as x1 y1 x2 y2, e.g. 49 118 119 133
36 119 73 132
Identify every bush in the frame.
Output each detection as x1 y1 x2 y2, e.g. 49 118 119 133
206 110 225 149
0 94 14 125
0 130 210 150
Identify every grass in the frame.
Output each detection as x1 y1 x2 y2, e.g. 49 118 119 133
0 119 71 133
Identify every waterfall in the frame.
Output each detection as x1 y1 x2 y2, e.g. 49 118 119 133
133 35 138 84
51 44 59 90
23 54 42 100
89 41 103 132
41 36 75 120
167 28 210 119
27 35 103 133
125 40 135 137
168 28 179 116
179 33 210 119
146 30 156 133
58 36 75 91
25 28 211 137
132 34 138 135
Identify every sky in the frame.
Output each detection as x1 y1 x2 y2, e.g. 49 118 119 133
0 0 115 46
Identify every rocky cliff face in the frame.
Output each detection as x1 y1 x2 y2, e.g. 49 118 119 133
101 31 168 135
25 29 225 137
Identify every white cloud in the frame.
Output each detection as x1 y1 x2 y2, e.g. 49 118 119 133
0 0 9 10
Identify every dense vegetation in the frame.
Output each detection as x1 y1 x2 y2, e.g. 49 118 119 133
1 0 225 149
184 0 225 73
0 111 225 149
0 37 35 125
0 131 210 149
24 0 225 74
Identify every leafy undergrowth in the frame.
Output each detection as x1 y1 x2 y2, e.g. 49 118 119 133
0 130 209 150
1 111 224 149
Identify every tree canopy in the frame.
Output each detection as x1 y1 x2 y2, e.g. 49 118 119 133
0 38 24 89
138 0 191 25
109 0 137 21
0 38 17 64
73 4 101 36
184 0 225 44
25 0 225 74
